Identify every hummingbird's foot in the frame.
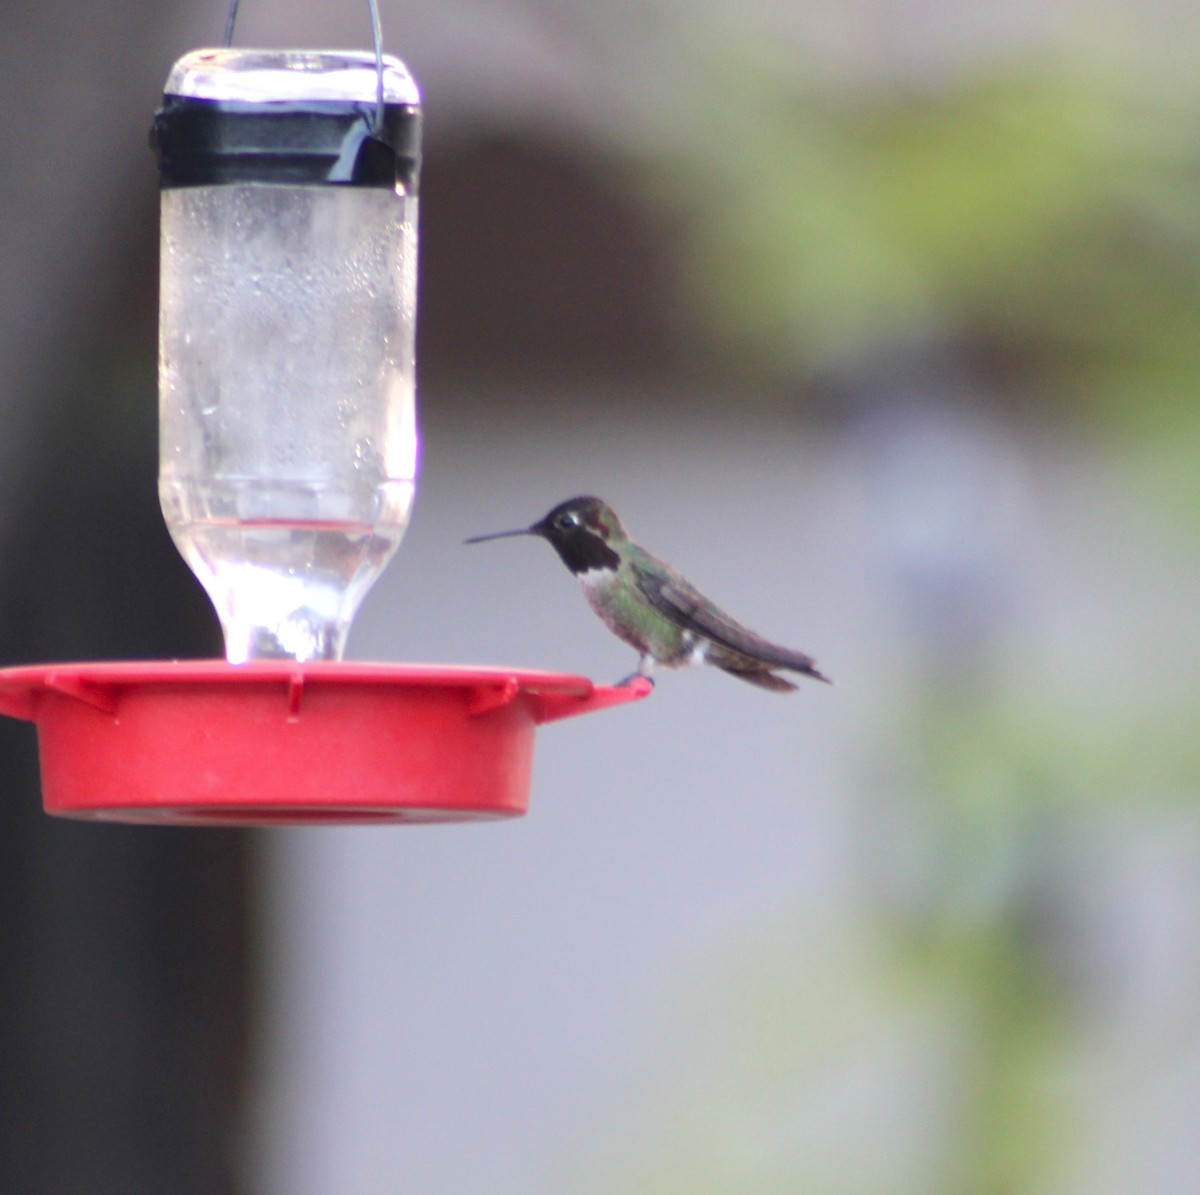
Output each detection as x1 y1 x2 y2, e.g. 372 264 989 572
616 672 655 689
616 653 655 688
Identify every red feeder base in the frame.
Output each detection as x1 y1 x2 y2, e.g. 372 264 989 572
0 661 650 825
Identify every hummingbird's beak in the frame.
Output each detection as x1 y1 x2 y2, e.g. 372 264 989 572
463 526 536 545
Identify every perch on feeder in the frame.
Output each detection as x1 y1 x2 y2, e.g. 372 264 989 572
0 8 648 825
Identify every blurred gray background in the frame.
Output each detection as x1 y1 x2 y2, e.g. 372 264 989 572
2 1 1199 1192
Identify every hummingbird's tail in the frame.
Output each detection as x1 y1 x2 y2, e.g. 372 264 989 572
716 665 800 693
750 646 832 686
709 647 832 692
795 658 834 686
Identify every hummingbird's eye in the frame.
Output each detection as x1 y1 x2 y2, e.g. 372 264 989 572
556 512 581 530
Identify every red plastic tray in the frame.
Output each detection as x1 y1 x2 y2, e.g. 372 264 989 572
0 660 650 825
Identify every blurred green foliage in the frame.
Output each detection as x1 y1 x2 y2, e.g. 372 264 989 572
584 912 1073 1195
587 37 1200 1195
648 48 1200 518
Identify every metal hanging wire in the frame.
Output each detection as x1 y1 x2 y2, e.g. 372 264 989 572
222 0 387 132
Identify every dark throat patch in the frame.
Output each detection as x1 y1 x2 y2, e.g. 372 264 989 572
547 531 620 574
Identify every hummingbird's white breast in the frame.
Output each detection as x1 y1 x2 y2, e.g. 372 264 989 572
577 565 618 613
576 566 645 653
576 564 703 668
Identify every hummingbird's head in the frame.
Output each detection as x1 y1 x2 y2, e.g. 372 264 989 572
466 496 627 574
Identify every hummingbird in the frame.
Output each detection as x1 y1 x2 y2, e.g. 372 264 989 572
465 496 832 692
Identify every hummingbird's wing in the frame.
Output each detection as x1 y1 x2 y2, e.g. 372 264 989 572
630 560 830 682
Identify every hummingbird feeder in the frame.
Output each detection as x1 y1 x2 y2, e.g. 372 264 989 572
0 4 648 825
